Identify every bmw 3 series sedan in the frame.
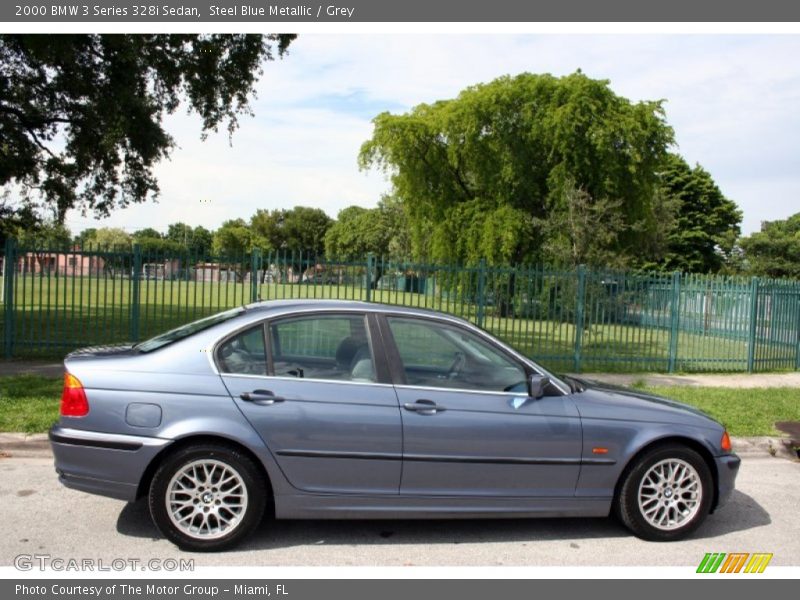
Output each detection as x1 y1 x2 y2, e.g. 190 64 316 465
49 300 740 551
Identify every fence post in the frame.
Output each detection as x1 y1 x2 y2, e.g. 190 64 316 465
3 238 17 358
573 264 586 372
796 291 800 371
475 259 487 329
250 248 262 303
365 253 375 303
747 276 760 373
130 244 142 343
667 271 682 373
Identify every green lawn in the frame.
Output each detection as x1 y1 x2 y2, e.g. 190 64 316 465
0 374 798 437
641 386 800 437
0 375 61 433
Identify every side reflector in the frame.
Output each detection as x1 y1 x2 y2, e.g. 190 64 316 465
592 447 609 454
721 431 732 453
61 372 89 417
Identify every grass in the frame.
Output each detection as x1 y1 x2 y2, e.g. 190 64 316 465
0 373 798 437
0 375 61 433
4 274 796 374
642 386 800 437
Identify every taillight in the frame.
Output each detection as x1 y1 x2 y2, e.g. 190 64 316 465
60 372 89 417
721 430 732 453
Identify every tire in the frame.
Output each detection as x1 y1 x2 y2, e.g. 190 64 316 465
616 443 713 541
149 443 267 552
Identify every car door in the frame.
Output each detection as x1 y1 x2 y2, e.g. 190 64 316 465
218 312 402 495
382 315 582 498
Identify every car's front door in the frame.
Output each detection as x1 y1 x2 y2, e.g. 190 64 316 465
382 315 582 498
218 312 402 495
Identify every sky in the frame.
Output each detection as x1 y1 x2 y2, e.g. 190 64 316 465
63 34 800 237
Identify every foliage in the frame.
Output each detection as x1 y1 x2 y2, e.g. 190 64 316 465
14 218 71 249
250 206 332 255
646 154 742 273
324 196 411 260
541 180 629 267
739 212 800 279
0 33 295 222
360 71 675 266
83 227 131 249
212 218 253 257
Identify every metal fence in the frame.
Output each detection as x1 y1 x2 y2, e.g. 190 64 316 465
2 238 800 373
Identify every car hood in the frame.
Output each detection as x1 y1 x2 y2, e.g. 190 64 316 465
566 376 721 430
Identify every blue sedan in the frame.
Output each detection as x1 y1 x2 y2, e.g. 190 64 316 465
49 300 740 551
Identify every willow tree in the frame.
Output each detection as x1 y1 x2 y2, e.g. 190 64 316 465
359 71 675 267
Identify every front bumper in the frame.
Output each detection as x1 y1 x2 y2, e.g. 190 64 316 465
713 453 741 511
49 425 171 501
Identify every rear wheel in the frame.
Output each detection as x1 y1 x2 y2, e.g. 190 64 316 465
149 443 266 551
616 444 713 541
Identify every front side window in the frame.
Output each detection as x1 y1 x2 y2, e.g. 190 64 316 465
269 314 376 382
387 317 526 393
217 325 267 375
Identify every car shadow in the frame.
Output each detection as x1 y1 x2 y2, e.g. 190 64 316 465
115 489 769 550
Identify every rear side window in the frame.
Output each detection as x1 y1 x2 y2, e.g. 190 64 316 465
269 314 376 382
217 325 267 376
136 307 246 353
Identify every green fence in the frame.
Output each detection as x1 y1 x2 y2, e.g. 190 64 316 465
2 238 800 373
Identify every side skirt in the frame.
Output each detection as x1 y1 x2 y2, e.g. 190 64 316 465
273 493 612 520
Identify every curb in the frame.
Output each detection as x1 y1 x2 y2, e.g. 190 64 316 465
1 433 797 461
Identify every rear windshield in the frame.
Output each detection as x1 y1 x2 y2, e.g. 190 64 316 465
135 307 247 353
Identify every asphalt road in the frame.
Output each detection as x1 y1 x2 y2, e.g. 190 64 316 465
0 451 797 567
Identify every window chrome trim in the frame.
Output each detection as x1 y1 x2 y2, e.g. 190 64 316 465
218 372 396 389
204 304 570 395
393 383 530 397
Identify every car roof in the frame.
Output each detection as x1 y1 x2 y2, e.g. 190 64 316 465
242 299 460 321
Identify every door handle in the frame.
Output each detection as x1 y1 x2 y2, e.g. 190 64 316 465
240 389 285 405
403 399 444 415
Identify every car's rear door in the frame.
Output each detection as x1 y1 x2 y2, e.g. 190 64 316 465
218 311 402 495
381 314 582 498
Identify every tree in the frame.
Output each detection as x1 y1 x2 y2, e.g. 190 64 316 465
324 197 413 261
739 213 800 279
0 193 38 247
542 181 629 268
651 154 742 273
212 219 253 257
84 227 132 249
251 206 332 255
192 226 214 256
360 71 675 266
166 223 193 246
0 34 296 223
132 228 163 241
16 219 71 248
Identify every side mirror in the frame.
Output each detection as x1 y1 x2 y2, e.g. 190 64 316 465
529 374 551 399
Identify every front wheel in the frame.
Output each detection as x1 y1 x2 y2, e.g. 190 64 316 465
149 443 267 551
616 444 713 541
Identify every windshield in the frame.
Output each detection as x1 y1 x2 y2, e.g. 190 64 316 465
135 307 247 353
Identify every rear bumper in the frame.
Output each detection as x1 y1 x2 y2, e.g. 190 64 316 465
713 453 741 511
49 425 171 502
